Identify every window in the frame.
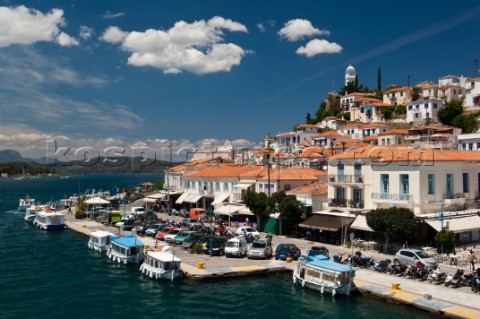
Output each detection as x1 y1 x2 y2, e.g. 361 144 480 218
469 143 474 150
415 113 419 118
428 174 435 195
408 105 413 110
463 173 470 193
424 104 428 109
338 163 344 182
223 182 229 192
433 103 437 109
446 173 454 196
381 174 389 194
215 182 220 192
400 174 409 200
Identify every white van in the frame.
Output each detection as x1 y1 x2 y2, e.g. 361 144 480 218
131 207 145 216
225 236 248 258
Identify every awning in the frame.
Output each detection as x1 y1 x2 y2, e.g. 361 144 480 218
234 180 255 189
212 193 230 205
215 204 244 216
175 192 189 204
143 198 158 203
425 215 480 233
85 197 110 205
238 206 254 216
299 214 354 232
184 194 203 203
350 215 374 232
146 193 166 200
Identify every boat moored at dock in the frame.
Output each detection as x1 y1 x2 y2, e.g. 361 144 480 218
18 196 35 212
107 234 144 264
293 250 355 296
140 246 182 281
88 230 115 252
24 205 46 222
33 209 67 230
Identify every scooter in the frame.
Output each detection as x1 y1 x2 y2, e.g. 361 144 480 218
373 259 391 273
403 265 418 279
445 269 464 287
471 269 480 293
429 267 447 284
390 264 407 276
414 260 430 281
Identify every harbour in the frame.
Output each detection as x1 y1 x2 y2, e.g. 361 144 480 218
0 174 477 319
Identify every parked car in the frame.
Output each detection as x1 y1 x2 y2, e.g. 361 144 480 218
204 237 229 256
181 218 203 228
131 206 145 216
225 236 248 258
145 223 165 237
182 233 206 249
144 211 158 220
393 248 438 269
174 230 198 245
235 227 260 239
247 238 273 259
132 223 149 235
164 228 187 243
275 243 301 260
155 225 175 241
115 218 135 231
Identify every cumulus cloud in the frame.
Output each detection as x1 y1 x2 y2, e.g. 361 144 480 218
79 26 94 40
102 11 124 19
278 19 330 42
100 16 249 74
256 20 276 33
296 39 343 57
0 5 77 47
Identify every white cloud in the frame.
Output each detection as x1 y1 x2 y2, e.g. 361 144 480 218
0 5 76 47
278 19 330 42
79 26 94 40
296 39 342 57
100 16 249 74
56 32 79 46
256 20 276 33
102 11 124 19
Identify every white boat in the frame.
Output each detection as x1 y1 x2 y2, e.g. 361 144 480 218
18 196 35 211
107 234 144 264
140 246 182 281
33 209 67 230
88 230 115 252
24 205 47 222
293 250 355 296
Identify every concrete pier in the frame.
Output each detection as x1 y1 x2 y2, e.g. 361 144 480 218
63 208 480 319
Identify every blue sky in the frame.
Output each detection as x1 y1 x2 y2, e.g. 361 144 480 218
1 0 480 160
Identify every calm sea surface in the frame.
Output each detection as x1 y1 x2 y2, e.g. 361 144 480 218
0 174 436 319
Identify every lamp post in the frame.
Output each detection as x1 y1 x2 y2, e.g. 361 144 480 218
209 206 213 257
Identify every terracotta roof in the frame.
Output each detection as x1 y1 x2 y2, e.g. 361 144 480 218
354 98 382 103
169 157 232 172
315 130 342 137
287 181 328 195
439 84 464 89
323 116 344 121
241 167 326 180
343 92 373 97
368 102 395 108
297 146 327 159
384 86 411 93
331 145 480 162
361 122 390 128
379 129 409 136
364 135 378 141
296 124 317 129
186 165 262 178
338 123 365 129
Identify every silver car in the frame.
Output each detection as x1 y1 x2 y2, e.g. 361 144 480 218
247 239 273 259
394 248 437 269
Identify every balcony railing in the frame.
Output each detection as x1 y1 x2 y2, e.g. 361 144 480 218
442 193 465 200
372 193 413 201
328 199 364 209
328 175 364 183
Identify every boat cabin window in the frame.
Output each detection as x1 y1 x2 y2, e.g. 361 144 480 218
322 273 335 283
112 244 127 256
131 247 138 255
306 268 320 278
163 262 179 271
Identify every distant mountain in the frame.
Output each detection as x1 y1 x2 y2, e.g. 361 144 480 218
0 150 29 163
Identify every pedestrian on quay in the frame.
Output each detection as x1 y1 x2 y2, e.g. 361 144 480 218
470 250 476 270
403 241 408 249
68 207 72 214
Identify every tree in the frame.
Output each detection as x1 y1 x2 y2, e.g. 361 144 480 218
306 112 312 124
376 67 382 100
452 112 480 133
434 223 456 254
243 191 268 231
438 99 464 126
411 87 421 101
380 107 393 120
366 207 417 244
266 191 303 231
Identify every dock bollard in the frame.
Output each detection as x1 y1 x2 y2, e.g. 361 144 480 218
391 283 400 290
286 258 293 263
197 262 205 269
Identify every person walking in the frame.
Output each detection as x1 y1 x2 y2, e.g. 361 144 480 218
470 250 476 270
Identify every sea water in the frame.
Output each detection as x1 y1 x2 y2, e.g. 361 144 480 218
0 174 436 318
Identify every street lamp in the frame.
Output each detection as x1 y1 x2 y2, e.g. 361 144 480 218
209 206 213 257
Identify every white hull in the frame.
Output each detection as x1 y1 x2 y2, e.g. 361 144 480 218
140 264 182 280
24 214 36 222
292 272 355 296
107 250 143 264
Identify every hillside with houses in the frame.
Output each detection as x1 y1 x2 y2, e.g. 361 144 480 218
162 65 480 250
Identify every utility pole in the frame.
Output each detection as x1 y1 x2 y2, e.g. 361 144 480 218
474 59 478 78
407 75 411 87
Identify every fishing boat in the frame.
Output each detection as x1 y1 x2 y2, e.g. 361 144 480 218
33 209 67 230
88 229 115 252
24 205 46 222
140 246 182 281
293 250 355 296
107 234 145 264
18 196 35 211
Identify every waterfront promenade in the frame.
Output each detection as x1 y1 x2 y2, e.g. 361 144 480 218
63 207 480 319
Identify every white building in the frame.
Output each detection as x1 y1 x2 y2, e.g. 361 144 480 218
406 99 444 123
464 77 480 109
458 132 480 151
345 65 356 86
383 86 412 105
438 75 467 88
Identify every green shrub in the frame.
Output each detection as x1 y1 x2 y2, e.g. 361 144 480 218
75 210 87 219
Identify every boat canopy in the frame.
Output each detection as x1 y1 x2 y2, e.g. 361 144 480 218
147 251 181 262
307 255 353 273
111 234 144 248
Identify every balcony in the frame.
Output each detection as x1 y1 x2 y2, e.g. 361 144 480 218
443 193 465 206
328 199 364 210
371 193 414 207
328 174 364 184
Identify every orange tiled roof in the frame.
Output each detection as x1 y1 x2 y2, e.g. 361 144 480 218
364 135 378 141
354 97 382 103
186 165 261 178
169 157 232 172
323 116 344 121
368 102 395 108
297 146 327 159
241 167 326 180
331 145 480 162
362 122 390 128
379 129 409 136
288 181 328 195
384 86 411 93
343 92 374 97
296 124 317 129
338 123 365 130
316 130 342 137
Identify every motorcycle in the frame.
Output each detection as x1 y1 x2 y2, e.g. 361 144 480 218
414 260 430 281
403 265 418 279
352 251 372 267
471 269 480 293
429 267 447 284
373 259 391 273
390 264 407 276
445 269 464 287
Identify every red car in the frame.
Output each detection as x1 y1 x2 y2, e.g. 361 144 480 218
155 225 174 240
